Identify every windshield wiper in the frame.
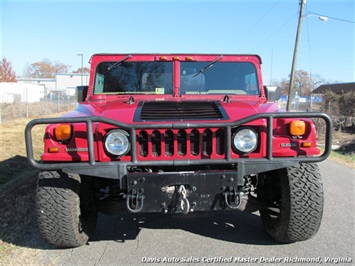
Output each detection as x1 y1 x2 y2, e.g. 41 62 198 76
104 54 132 75
192 55 223 78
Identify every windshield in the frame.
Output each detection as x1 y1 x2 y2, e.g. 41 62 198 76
93 60 259 95
180 62 259 95
94 62 173 94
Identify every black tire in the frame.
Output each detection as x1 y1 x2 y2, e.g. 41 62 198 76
36 171 98 248
259 163 324 243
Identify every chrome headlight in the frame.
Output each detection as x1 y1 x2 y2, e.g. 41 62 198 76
104 129 130 156
233 127 258 154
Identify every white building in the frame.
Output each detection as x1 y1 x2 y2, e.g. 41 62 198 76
15 73 90 100
1 73 89 103
0 82 46 103
17 77 56 91
55 73 89 96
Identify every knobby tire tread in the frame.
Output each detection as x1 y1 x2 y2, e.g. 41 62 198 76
36 171 91 248
261 163 324 243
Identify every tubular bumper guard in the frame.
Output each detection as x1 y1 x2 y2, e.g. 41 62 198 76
25 112 332 183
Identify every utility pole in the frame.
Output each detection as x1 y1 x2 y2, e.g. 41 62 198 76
286 0 306 111
77 54 83 86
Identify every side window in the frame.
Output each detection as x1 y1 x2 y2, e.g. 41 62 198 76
244 72 258 93
95 73 104 93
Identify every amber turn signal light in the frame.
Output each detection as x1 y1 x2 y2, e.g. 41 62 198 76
48 147 60 153
54 125 72 141
302 142 312 148
290 120 306 136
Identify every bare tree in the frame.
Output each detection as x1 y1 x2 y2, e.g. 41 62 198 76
0 57 17 82
278 78 289 96
72 67 90 74
293 70 313 97
276 70 313 97
310 73 326 92
23 59 71 78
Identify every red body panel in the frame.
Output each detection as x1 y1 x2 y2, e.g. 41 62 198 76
41 54 320 163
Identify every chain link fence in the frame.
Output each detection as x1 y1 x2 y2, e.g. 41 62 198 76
0 98 77 124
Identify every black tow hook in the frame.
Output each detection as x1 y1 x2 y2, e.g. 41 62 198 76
125 190 145 213
177 185 190 215
223 186 243 209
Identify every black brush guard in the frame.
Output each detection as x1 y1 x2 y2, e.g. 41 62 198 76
25 112 332 182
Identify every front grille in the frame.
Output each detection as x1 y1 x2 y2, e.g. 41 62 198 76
135 101 227 121
137 128 225 159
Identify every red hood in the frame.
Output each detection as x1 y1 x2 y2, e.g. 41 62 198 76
71 98 279 124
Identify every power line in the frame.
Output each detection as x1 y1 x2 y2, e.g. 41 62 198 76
223 0 281 53
308 11 355 24
241 0 282 40
251 12 299 52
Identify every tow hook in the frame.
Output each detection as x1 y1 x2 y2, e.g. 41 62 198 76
223 186 243 209
125 189 145 213
178 185 190 215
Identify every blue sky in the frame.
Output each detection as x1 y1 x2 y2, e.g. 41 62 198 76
1 0 354 84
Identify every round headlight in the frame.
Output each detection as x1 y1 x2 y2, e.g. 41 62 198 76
104 129 130 156
233 127 258 154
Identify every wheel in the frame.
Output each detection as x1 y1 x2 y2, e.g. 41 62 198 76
259 163 324 243
36 171 98 248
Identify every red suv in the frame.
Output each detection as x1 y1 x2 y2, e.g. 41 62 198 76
25 54 332 247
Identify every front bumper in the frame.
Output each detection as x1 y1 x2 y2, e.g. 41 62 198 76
126 171 243 213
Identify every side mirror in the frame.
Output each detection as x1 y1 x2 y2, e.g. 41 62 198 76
76 86 88 102
264 86 281 102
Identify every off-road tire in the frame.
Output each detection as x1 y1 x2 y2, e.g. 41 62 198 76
260 163 323 243
36 171 98 248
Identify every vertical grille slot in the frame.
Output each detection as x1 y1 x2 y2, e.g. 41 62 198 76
151 130 161 157
164 130 174 156
190 129 200 156
203 129 212 156
216 129 225 155
139 130 148 157
177 130 187 156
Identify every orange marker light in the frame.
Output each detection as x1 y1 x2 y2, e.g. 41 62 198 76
290 120 306 136
186 56 193 61
55 125 72 141
302 142 312 148
173 56 180 60
159 56 167 61
48 147 60 153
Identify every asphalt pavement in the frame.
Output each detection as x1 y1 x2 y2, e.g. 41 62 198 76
31 160 355 265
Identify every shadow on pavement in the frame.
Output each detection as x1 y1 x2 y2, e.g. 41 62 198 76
91 210 276 246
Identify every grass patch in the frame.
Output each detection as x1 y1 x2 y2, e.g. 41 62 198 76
0 112 61 261
329 150 355 169
0 113 67 190
319 146 355 169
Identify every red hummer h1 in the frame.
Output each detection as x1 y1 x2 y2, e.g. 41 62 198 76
25 54 332 248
